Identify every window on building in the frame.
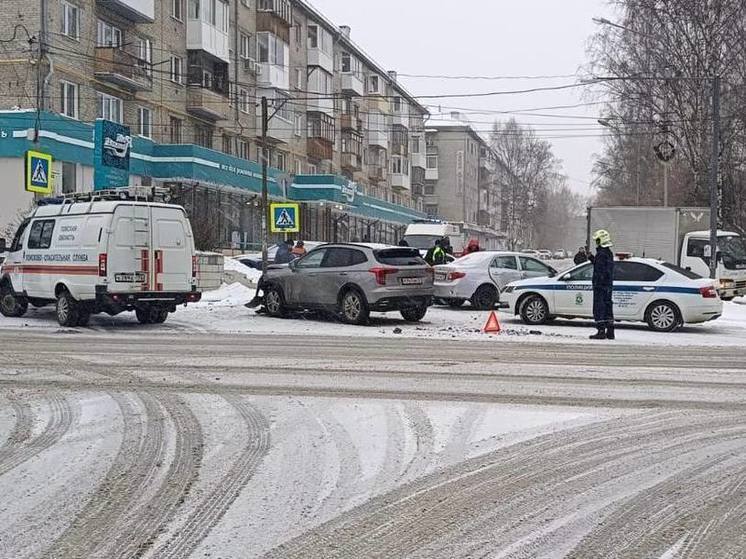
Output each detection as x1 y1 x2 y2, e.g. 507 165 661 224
295 68 303 89
272 93 291 122
341 51 361 75
96 20 122 47
137 107 152 138
222 134 232 155
294 113 303 137
238 139 250 159
294 21 302 46
169 116 183 143
240 32 251 58
275 152 287 171
308 163 317 174
239 89 250 113
172 0 184 20
137 37 153 76
426 155 438 169
61 2 79 39
97 92 123 123
170 56 183 84
194 124 213 148
392 96 402 113
425 204 438 217
307 24 318 48
307 68 332 96
368 74 380 94
257 32 287 67
61 162 77 194
391 156 409 175
59 80 78 119
411 135 421 154
424 183 435 195
294 158 302 175
188 0 199 19
307 24 332 54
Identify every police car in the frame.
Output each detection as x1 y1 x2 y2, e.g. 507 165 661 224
502 256 723 332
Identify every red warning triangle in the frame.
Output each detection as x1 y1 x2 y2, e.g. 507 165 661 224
483 310 501 334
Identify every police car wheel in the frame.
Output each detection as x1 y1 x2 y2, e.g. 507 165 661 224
646 301 680 332
520 295 549 325
0 285 28 318
264 286 287 318
56 291 80 327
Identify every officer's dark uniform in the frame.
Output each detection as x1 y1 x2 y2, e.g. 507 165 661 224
589 245 615 339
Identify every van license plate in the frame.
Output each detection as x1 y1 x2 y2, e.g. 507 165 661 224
400 277 423 286
115 272 146 283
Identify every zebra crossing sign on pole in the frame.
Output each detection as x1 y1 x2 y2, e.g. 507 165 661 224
270 203 300 233
25 150 53 194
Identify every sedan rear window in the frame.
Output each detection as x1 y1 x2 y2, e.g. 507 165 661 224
661 262 703 280
374 248 426 266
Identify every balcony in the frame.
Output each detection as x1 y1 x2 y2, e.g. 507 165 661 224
340 113 363 132
306 94 334 116
97 0 154 23
187 20 230 63
368 129 388 149
367 96 390 114
411 166 425 186
256 114 292 143
257 64 289 90
308 138 333 161
257 0 292 40
341 153 362 172
94 47 152 91
425 167 439 181
391 173 411 191
340 73 364 96
411 152 426 170
368 164 386 183
187 86 230 121
308 48 334 74
478 209 493 227
391 111 408 128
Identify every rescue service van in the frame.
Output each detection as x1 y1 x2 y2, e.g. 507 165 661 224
0 188 201 326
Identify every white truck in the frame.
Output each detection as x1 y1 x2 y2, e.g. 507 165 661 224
403 221 466 256
0 188 201 326
588 206 746 300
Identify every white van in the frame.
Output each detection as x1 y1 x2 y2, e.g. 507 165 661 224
0 189 201 326
403 221 466 255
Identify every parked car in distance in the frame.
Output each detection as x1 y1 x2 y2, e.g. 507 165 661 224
433 251 557 310
236 241 325 269
537 249 553 260
260 243 434 325
553 249 568 259
502 257 722 332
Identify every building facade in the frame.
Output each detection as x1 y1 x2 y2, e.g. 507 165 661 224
424 121 505 249
0 0 428 247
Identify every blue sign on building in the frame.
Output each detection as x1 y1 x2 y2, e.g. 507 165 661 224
94 119 131 190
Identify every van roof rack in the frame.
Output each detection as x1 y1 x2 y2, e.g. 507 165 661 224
59 186 172 204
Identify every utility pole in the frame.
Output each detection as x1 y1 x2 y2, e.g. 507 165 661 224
261 96 269 277
708 76 720 280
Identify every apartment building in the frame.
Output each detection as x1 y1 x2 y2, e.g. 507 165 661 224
0 0 429 246
424 118 505 249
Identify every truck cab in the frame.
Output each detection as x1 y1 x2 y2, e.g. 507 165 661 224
681 231 746 300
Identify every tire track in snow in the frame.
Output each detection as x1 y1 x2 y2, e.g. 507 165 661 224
399 403 435 483
0 393 74 478
261 411 746 559
152 395 269 559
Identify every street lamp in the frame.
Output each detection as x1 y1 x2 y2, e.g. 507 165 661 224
590 16 720 278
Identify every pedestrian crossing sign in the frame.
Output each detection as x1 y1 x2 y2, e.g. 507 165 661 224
25 150 53 194
270 203 300 233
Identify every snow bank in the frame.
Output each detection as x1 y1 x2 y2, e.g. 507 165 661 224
223 257 262 284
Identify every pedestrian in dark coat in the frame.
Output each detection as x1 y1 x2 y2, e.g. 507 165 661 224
274 239 295 264
588 230 615 340
573 246 588 265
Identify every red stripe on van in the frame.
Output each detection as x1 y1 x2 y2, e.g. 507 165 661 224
3 264 99 275
155 250 163 291
141 249 149 291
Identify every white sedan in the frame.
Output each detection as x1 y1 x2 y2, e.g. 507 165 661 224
502 257 723 332
434 251 557 310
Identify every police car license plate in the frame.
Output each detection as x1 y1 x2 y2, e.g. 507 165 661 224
115 272 146 283
400 277 423 286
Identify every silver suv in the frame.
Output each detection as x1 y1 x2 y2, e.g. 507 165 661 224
261 243 434 325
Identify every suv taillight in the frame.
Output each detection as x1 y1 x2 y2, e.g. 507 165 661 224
700 285 718 298
369 266 399 286
98 254 107 277
448 271 466 281
192 255 198 278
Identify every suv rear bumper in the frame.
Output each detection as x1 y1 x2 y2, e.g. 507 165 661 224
370 295 431 312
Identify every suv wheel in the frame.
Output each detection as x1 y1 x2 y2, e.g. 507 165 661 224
646 301 680 332
264 285 286 318
401 304 428 322
340 289 369 325
0 283 28 318
471 285 498 310
56 290 80 327
520 294 549 325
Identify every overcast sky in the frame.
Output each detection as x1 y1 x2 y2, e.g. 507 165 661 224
311 0 615 195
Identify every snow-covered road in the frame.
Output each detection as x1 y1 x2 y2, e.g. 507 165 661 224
1 331 746 557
